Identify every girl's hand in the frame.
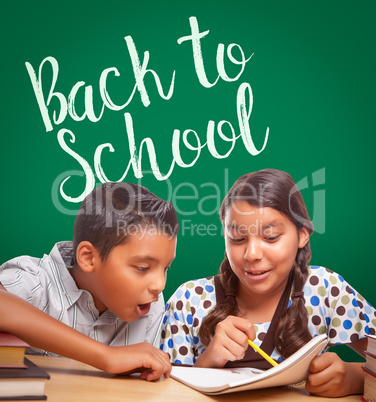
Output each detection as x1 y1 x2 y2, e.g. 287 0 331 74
306 352 364 397
195 315 256 368
99 342 172 381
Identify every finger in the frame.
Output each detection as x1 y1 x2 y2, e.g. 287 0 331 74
306 376 333 396
146 363 171 381
217 317 254 345
140 364 164 381
226 316 256 340
138 352 172 381
213 328 248 360
222 338 248 361
119 366 144 375
147 348 171 368
211 327 250 362
219 323 249 349
152 352 172 379
158 351 173 376
309 353 335 374
307 369 332 388
140 369 152 379
163 360 172 378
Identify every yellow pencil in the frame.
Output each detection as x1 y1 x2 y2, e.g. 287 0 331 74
248 339 278 367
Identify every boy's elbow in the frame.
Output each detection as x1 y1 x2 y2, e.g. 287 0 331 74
0 286 12 332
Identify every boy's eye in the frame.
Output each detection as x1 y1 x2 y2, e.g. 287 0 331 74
135 266 149 272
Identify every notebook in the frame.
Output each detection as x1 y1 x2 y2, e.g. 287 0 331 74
171 334 328 395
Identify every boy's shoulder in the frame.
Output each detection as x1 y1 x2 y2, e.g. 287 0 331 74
0 242 78 314
0 241 75 293
1 242 73 272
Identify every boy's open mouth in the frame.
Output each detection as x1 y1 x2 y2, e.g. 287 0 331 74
137 303 151 316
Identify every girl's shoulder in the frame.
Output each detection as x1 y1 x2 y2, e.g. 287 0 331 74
305 265 359 304
307 265 346 286
167 276 217 304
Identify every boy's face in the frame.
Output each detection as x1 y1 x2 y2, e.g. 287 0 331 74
90 231 176 322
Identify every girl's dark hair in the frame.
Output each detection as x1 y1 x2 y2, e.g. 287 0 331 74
199 169 314 358
72 182 179 263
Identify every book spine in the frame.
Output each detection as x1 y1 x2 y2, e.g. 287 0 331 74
364 351 376 360
362 366 376 378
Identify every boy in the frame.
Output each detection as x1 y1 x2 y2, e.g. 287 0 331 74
0 182 178 381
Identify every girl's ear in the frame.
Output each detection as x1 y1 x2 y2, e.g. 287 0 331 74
298 227 310 249
75 241 98 273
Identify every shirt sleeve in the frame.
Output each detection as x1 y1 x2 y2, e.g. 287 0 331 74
145 292 165 347
0 255 50 311
159 282 198 365
305 266 376 345
159 277 216 365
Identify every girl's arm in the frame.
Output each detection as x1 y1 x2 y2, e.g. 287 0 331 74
0 286 171 380
306 339 367 397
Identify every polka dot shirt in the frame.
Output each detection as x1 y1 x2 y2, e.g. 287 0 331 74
159 266 376 365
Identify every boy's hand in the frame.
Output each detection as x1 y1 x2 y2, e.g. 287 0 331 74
306 352 364 397
101 343 172 381
195 315 255 368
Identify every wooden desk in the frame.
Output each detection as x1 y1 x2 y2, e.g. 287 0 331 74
26 356 360 402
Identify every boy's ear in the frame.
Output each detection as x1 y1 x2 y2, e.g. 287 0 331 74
298 227 310 249
76 241 99 273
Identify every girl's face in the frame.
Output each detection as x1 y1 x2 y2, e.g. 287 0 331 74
224 201 309 300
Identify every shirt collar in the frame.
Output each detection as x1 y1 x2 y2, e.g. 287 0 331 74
49 241 83 306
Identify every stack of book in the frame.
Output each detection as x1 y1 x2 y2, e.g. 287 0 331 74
0 333 50 400
362 334 376 402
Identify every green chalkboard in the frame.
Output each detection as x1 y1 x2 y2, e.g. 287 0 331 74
1 1 375 362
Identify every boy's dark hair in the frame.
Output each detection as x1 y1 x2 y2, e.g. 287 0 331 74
199 169 314 359
73 182 179 263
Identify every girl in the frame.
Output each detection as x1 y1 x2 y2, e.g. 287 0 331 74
160 169 376 397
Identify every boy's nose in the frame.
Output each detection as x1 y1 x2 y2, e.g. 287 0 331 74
149 270 166 295
244 238 263 262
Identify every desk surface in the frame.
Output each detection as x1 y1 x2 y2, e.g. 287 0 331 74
24 356 361 402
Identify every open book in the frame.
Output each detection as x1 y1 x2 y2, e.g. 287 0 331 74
171 333 328 395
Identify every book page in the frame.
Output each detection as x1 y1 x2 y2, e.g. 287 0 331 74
171 367 263 390
171 334 327 394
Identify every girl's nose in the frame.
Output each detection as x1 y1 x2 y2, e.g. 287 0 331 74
244 238 263 262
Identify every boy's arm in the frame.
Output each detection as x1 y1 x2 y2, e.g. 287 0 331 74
0 286 171 380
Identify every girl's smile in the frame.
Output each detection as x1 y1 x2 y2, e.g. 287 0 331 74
243 269 271 281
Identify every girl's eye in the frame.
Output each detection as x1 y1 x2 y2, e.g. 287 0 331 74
229 236 244 243
265 235 281 242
